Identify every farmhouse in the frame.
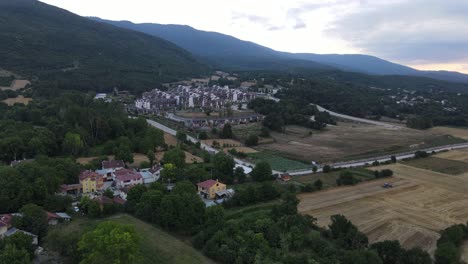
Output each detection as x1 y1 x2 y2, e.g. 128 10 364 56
79 170 104 193
197 179 226 199
114 168 143 188
101 160 125 180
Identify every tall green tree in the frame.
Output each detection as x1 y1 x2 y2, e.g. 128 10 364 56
12 204 48 238
0 244 30 264
213 152 235 183
162 148 186 168
251 161 272 182
221 123 233 139
78 222 140 264
62 132 84 156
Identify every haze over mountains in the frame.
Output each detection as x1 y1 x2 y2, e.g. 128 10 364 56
92 18 468 84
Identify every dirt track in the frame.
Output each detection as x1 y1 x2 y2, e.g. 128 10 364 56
299 163 468 255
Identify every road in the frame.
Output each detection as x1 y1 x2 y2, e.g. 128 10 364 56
314 104 403 129
146 119 282 174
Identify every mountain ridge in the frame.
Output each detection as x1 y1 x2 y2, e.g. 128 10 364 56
91 17 468 84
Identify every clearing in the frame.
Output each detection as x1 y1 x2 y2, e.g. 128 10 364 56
255 123 465 163
164 133 178 147
46 214 214 264
2 95 33 105
0 79 30 91
298 161 468 255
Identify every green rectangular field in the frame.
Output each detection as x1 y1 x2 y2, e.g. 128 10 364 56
248 151 311 172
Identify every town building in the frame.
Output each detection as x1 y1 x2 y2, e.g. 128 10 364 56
114 168 143 188
79 170 104 193
197 179 226 199
101 160 125 181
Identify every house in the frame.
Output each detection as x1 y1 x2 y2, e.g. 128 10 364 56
215 188 235 199
279 174 292 182
47 212 60 225
114 169 143 188
101 160 125 181
197 179 226 199
59 183 82 195
79 171 104 193
4 228 38 245
140 166 162 184
55 212 72 222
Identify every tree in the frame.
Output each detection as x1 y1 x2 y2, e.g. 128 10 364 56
322 165 331 173
314 179 323 190
435 241 459 264
125 184 148 213
78 221 140 264
234 167 246 183
162 148 186 168
146 150 156 167
251 161 272 182
161 163 178 183
114 141 133 164
2 233 34 260
402 248 431 264
370 240 404 264
176 131 187 143
312 166 318 173
337 171 358 186
62 132 83 156
0 244 30 264
391 156 397 163
329 214 368 250
221 123 233 139
245 134 259 146
103 189 114 199
87 200 101 218
198 131 208 140
213 152 235 183
259 127 270 137
12 204 48 238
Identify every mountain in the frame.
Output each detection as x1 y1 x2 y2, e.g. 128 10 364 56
0 0 208 94
92 18 468 84
90 18 334 72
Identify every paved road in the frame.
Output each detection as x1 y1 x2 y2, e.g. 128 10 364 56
314 104 402 129
146 119 282 174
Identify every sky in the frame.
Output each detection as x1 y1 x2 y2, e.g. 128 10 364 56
40 0 468 73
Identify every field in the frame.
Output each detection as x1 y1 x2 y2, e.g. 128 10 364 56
293 168 375 188
0 79 30 90
402 156 468 175
46 214 214 264
298 158 468 255
430 126 468 140
247 151 311 172
164 133 178 147
255 123 465 163
2 95 33 105
223 146 258 154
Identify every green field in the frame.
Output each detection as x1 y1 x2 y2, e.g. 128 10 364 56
293 168 375 188
248 151 311 172
403 156 468 175
48 214 214 264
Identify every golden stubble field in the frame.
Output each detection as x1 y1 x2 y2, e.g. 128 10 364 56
298 152 468 256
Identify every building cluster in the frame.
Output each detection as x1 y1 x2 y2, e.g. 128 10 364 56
134 85 257 113
60 160 235 208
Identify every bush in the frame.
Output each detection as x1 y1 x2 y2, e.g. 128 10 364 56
323 165 331 173
245 134 259 147
336 171 359 186
374 169 393 179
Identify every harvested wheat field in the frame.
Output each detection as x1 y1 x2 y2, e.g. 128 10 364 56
155 151 203 164
256 123 464 163
435 150 468 162
299 162 468 255
430 126 468 140
223 146 258 154
164 133 178 147
2 95 32 105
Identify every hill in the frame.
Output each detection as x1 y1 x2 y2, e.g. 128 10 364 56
0 0 208 94
94 18 468 84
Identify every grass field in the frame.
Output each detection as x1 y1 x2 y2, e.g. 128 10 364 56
298 160 468 256
430 126 468 140
402 156 468 175
0 79 30 91
48 214 214 264
247 151 311 172
255 123 465 163
293 168 375 188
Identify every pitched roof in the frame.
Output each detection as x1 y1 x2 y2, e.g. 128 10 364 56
102 160 125 169
115 169 142 182
79 170 103 181
47 212 59 221
197 179 219 189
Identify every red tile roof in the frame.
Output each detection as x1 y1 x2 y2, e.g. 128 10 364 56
47 212 59 221
115 169 142 182
0 214 12 227
113 197 126 205
102 160 125 169
197 179 218 189
79 170 103 181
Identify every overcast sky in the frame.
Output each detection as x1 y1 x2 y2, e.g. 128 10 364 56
41 0 468 73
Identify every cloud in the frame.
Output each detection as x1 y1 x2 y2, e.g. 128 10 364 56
326 0 468 64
